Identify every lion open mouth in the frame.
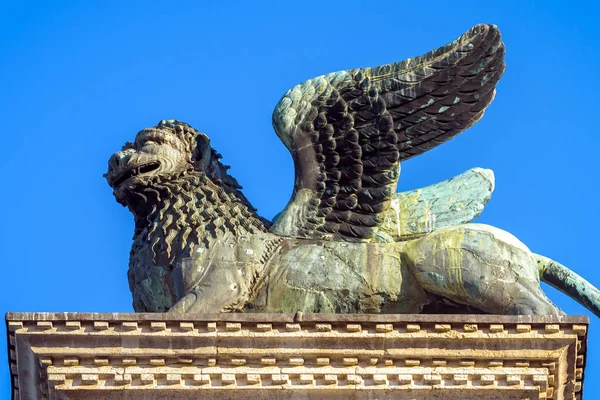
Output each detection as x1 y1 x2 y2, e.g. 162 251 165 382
112 161 161 187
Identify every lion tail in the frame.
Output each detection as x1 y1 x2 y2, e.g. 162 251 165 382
536 254 600 317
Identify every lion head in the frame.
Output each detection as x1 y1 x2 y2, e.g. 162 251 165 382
105 120 246 215
105 120 267 265
106 120 224 202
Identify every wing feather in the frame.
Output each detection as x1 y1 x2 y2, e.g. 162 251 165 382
271 24 505 241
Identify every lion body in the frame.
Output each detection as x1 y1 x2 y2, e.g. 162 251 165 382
106 121 573 317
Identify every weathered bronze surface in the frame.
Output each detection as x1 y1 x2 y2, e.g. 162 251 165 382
105 24 600 317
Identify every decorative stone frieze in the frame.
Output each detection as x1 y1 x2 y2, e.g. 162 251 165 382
6 313 588 399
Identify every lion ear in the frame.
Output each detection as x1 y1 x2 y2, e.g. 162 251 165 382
192 132 211 167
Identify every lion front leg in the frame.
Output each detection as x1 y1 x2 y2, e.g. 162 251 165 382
402 223 563 316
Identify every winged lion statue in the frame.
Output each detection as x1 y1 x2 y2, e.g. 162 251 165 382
105 24 600 317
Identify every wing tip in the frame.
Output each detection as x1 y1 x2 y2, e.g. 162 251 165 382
465 23 503 49
470 23 500 35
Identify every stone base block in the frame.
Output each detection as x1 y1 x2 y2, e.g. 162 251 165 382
6 313 588 399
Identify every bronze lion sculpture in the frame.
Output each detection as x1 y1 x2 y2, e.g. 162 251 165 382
105 24 600 317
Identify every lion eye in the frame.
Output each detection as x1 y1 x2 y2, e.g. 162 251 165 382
151 135 165 144
141 136 164 147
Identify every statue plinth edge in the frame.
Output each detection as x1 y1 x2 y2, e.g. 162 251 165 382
6 312 589 399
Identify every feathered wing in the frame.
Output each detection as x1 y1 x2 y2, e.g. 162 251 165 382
271 24 505 241
377 168 495 242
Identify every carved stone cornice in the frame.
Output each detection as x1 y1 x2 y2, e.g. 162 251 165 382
6 313 588 399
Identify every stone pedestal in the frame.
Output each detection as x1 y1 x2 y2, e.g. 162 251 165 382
6 312 588 399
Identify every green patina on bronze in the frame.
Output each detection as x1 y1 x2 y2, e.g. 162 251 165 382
105 24 600 318
377 167 494 241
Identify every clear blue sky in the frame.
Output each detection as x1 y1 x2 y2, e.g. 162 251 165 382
1 0 599 396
